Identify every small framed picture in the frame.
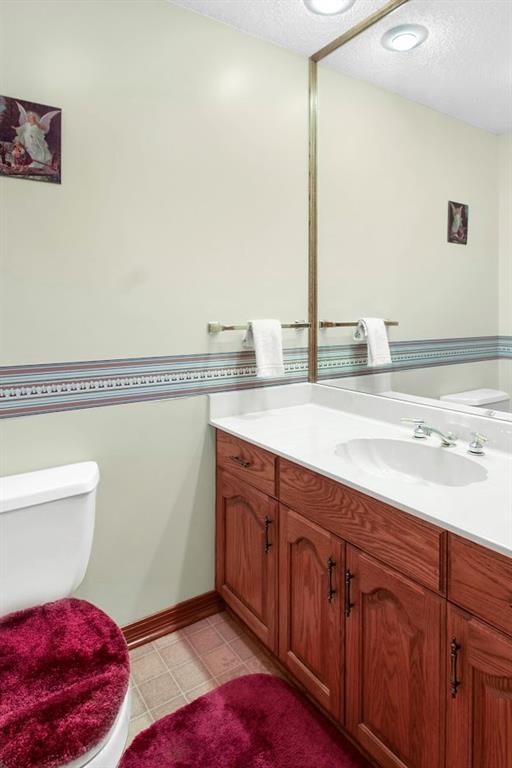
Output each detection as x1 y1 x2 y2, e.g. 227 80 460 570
447 201 468 245
0 96 61 184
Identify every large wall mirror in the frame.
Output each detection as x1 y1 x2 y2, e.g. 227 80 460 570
314 0 512 421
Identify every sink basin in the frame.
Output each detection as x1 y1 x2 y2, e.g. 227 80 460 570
335 438 488 487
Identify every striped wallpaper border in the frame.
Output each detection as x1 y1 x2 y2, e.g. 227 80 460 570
1 336 511 418
317 335 512 378
0 348 308 419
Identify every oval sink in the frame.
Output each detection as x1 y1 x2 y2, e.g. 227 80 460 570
335 438 487 487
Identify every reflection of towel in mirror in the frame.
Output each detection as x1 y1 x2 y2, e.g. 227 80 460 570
354 318 391 367
244 320 285 378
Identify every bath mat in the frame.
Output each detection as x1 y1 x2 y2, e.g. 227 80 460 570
0 597 130 768
120 673 370 768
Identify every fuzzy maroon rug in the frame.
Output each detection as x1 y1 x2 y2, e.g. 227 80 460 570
120 674 370 768
0 597 130 768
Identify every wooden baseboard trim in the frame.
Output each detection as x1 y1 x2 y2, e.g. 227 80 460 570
123 590 225 650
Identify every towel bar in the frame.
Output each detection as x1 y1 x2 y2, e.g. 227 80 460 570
208 321 310 333
319 320 398 329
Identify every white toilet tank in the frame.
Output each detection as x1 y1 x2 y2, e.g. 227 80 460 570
0 462 99 617
440 388 510 412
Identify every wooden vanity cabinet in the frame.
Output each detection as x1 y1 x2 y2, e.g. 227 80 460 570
446 605 512 767
448 534 512 637
216 469 278 652
215 430 512 767
279 505 343 719
345 546 445 768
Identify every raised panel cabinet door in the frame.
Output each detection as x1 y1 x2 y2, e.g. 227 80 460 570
345 546 445 768
279 505 343 720
216 470 278 651
446 605 512 768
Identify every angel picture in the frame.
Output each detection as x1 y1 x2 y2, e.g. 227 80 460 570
0 96 61 183
447 200 468 245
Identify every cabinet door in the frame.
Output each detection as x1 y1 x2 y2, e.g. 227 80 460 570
346 546 444 768
446 605 512 767
216 470 278 651
279 505 343 719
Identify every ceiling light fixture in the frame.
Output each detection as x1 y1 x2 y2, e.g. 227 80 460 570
303 0 356 16
381 24 429 52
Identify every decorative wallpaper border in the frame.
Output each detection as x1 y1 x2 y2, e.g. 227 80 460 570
0 348 308 419
317 335 512 378
1 336 511 418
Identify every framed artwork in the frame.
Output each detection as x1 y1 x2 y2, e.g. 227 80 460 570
447 201 468 245
0 96 61 184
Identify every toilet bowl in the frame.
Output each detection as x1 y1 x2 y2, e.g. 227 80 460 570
0 463 131 768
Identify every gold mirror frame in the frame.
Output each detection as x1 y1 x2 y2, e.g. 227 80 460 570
307 0 410 381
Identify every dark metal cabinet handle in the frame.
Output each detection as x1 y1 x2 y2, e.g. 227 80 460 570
264 516 272 553
344 570 355 617
327 558 336 602
450 638 461 698
229 455 252 469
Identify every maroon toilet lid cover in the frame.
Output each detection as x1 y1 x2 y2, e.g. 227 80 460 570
0 597 130 768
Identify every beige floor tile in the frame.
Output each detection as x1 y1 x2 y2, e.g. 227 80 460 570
129 686 147 719
230 634 260 661
172 658 213 692
153 629 186 649
202 643 241 676
129 642 155 661
215 618 244 642
188 626 224 655
158 638 197 669
208 611 227 625
151 694 188 720
138 671 181 710
185 679 218 703
183 617 212 636
127 712 153 746
131 651 167 685
245 654 279 675
216 664 250 685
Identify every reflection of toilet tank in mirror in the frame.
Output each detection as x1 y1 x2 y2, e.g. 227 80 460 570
447 201 468 245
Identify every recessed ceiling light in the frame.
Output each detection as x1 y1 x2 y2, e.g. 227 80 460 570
381 24 429 52
303 0 356 16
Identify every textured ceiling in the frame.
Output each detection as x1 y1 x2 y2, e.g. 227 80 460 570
168 0 393 58
323 0 512 134
168 0 512 134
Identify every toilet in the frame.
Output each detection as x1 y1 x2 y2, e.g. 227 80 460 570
0 462 131 768
440 387 511 413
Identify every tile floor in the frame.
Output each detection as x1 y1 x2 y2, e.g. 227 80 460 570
127 611 282 747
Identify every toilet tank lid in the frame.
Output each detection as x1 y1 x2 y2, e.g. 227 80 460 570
0 462 100 514
440 388 510 406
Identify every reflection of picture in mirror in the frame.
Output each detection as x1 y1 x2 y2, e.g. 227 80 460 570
447 201 468 245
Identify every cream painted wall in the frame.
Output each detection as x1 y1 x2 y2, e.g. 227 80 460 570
326 360 501 401
1 398 215 626
0 0 308 364
499 132 512 336
498 133 512 396
0 1 308 625
317 66 500 348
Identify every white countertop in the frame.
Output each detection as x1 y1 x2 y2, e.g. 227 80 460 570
210 384 512 558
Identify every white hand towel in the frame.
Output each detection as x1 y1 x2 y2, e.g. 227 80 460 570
244 319 285 378
353 318 392 367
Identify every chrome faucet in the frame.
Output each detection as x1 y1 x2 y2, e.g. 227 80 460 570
401 418 458 447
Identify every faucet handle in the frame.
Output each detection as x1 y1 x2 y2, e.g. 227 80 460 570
468 432 488 455
402 417 429 439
